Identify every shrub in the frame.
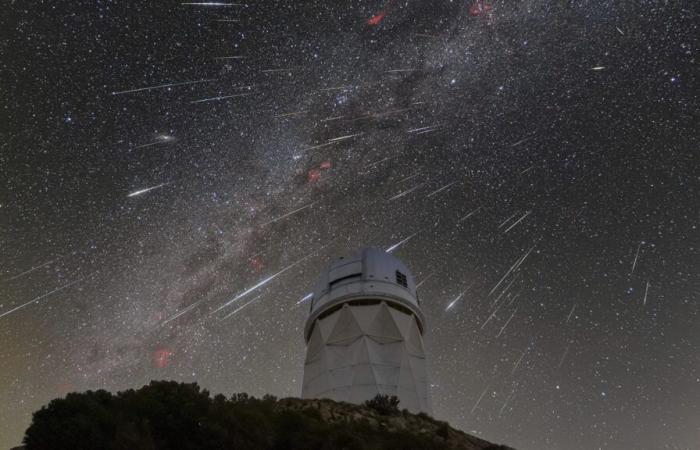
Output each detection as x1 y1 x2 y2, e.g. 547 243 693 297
363 394 400 416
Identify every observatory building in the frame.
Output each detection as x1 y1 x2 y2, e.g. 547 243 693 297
301 247 431 414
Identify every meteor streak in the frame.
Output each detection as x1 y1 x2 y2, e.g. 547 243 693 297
499 393 514 417
491 275 518 308
643 281 650 306
489 245 536 295
181 2 241 6
127 183 168 198
388 182 425 201
327 133 363 142
111 79 214 95
397 172 421 183
496 308 518 337
274 110 308 118
504 211 531 233
510 136 532 147
558 345 570 368
426 181 457 198
458 206 482 222
190 93 251 104
471 384 490 413
296 293 313 305
511 350 526 375
407 125 441 134
261 203 314 226
385 231 420 253
520 165 534 175
220 295 261 320
480 301 504 329
445 287 470 311
211 252 315 314
363 155 397 169
161 301 203 326
630 241 643 276
416 273 434 289
262 67 301 73
0 277 85 319
498 212 518 228
7 258 57 281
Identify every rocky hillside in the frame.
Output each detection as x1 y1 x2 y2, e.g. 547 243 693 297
277 397 512 450
19 381 513 450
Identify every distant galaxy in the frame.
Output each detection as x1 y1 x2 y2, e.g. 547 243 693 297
2 1 698 449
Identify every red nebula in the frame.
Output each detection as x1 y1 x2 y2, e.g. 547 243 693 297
153 348 172 369
367 11 387 26
319 160 332 170
250 255 263 272
469 0 492 16
307 168 321 183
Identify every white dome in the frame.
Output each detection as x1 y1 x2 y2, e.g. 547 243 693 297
301 247 431 414
304 247 424 341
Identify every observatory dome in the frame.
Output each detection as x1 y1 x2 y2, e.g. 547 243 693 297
301 247 431 413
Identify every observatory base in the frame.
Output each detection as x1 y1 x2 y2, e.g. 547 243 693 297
302 301 431 414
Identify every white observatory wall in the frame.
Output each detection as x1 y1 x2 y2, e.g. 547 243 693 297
302 301 431 414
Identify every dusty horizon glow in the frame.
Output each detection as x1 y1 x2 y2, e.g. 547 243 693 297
2 1 698 449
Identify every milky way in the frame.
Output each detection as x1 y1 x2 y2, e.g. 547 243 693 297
2 1 698 449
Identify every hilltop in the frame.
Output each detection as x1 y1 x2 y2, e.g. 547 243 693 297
18 380 514 450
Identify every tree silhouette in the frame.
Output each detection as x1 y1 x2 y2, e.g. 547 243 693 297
23 381 503 450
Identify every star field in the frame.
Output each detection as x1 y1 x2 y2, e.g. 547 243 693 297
2 1 698 449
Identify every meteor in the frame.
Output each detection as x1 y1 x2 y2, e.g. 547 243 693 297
510 136 532 147
181 2 242 6
211 251 315 314
630 241 643 276
458 206 482 222
498 212 518 229
503 211 531 233
220 295 261 320
127 183 168 198
643 281 650 306
416 272 434 289
470 384 490 414
511 350 526 375
190 93 251 104
426 181 457 198
161 301 202 326
0 277 84 319
7 258 57 281
388 182 425 201
362 155 397 169
445 287 469 311
385 231 420 253
261 203 314 226
327 133 363 142
111 79 214 95
496 308 518 338
488 245 536 295
407 124 440 134
296 293 314 305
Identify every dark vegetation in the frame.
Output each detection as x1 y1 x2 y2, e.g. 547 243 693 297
362 394 401 415
23 381 512 450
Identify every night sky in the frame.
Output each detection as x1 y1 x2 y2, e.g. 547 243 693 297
2 1 699 449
